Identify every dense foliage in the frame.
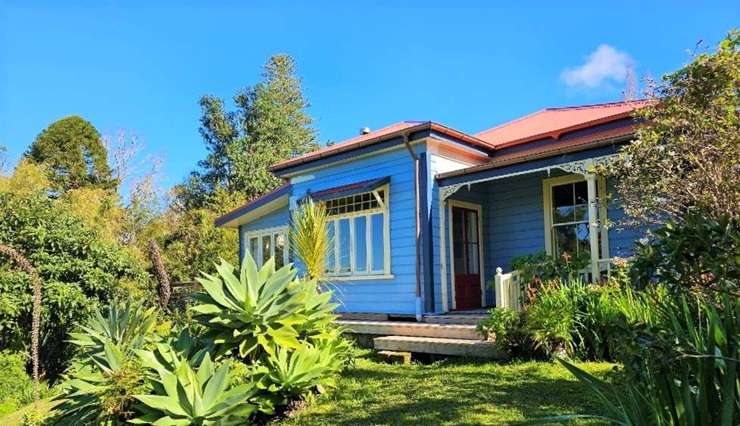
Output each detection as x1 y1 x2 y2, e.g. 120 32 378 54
0 351 36 417
51 257 349 424
631 212 739 295
608 30 739 224
26 116 116 193
0 192 150 378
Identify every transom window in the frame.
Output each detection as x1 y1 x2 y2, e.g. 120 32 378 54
245 227 289 269
323 187 390 277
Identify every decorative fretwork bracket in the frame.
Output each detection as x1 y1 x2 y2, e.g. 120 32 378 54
440 184 464 201
554 155 617 176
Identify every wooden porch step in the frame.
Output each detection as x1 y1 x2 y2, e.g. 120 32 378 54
423 314 488 325
337 320 481 340
373 335 503 359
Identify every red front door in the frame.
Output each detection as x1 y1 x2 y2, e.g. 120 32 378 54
452 206 482 310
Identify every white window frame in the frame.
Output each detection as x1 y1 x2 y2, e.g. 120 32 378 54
244 226 289 268
542 174 610 270
324 184 392 281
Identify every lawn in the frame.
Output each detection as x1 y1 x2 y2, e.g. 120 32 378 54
282 352 617 425
1 353 617 425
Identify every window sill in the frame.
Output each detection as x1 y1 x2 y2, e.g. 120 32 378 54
327 274 395 282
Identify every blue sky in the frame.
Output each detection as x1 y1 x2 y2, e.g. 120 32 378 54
1 1 737 189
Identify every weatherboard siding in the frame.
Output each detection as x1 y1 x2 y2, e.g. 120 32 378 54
290 144 426 314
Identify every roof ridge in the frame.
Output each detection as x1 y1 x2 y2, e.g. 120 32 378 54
544 99 648 111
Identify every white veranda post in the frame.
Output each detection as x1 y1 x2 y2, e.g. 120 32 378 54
585 173 600 279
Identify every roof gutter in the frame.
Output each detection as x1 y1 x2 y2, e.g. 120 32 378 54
403 133 423 322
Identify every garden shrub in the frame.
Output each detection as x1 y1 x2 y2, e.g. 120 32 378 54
0 350 35 417
631 212 739 295
52 301 156 424
0 192 150 379
476 308 531 356
523 280 581 357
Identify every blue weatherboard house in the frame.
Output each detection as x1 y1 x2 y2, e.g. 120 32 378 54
216 100 648 321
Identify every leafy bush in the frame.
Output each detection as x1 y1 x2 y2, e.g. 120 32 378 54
52 256 350 424
631 212 739 295
67 300 158 361
523 280 582 357
0 350 35 417
190 256 339 360
476 308 527 355
517 277 648 361
0 192 150 378
290 199 332 282
255 342 345 403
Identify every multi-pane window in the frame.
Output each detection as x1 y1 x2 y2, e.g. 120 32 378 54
550 180 591 257
544 176 609 264
245 227 289 269
324 187 389 277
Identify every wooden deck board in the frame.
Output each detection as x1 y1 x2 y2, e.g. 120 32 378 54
373 335 504 359
337 320 481 340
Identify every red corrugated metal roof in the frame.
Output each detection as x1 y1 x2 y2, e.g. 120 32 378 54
437 124 636 180
475 100 648 148
270 121 494 172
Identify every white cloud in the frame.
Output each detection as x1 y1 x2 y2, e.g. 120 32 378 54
561 45 634 88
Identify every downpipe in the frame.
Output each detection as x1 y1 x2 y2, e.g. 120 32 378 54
403 133 424 322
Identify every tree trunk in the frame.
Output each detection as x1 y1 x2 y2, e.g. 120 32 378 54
0 244 42 402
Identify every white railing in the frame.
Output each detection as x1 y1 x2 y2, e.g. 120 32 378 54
494 267 522 312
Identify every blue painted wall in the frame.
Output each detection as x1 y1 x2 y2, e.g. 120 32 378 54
289 144 425 315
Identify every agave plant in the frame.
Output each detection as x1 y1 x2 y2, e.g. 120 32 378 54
131 350 258 425
256 341 346 400
68 299 158 361
190 256 338 359
53 301 157 424
53 341 148 425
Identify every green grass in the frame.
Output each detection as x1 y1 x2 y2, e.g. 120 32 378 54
282 352 618 425
2 355 617 425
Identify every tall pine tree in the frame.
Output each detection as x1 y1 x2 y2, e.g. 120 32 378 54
182 54 317 209
26 116 116 193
